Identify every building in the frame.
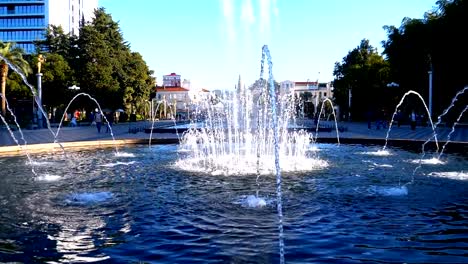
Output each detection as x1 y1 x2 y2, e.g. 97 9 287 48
280 80 335 117
162 72 181 87
153 85 210 120
153 86 190 120
0 0 98 53
280 80 333 100
49 0 98 36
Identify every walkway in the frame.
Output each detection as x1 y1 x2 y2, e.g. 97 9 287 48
0 119 466 155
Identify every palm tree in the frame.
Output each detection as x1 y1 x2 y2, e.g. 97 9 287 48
0 42 31 116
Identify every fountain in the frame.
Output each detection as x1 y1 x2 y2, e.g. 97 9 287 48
0 48 467 263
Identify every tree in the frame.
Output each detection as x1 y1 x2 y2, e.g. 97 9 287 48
333 39 390 121
382 0 468 120
34 8 157 118
0 42 32 115
76 7 131 110
37 53 74 110
122 52 156 114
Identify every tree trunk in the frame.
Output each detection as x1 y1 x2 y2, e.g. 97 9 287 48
1 64 8 116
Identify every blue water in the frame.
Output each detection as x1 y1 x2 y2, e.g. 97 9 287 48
0 144 467 263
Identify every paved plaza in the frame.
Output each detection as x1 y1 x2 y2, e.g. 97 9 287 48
0 119 467 155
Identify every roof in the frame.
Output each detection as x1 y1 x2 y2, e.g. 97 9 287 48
164 73 179 76
295 81 319 86
156 87 189 92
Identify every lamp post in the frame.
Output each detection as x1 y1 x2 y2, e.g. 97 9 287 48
428 69 433 117
348 87 352 121
36 54 45 128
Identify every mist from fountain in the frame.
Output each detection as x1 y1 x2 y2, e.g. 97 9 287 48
175 75 327 175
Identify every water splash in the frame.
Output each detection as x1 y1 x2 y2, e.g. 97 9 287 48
429 171 468 180
36 174 62 181
244 195 267 208
99 161 136 167
114 152 135 158
65 191 113 205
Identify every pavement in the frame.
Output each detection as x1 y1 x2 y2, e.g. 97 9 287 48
0 119 467 156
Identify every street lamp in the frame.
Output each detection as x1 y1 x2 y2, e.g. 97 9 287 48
348 87 352 121
428 69 433 117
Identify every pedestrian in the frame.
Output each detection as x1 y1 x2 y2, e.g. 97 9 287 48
410 110 417 130
94 108 103 133
69 116 77 127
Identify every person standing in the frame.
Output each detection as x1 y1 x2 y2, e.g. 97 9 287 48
94 108 103 133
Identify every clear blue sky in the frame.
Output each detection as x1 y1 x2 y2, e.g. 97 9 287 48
98 0 437 91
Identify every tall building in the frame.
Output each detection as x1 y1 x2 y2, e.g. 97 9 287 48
0 0 98 53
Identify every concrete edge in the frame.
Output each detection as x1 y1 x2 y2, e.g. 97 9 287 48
0 137 466 157
0 138 180 157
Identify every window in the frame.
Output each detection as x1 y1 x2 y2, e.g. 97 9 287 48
7 5 14 15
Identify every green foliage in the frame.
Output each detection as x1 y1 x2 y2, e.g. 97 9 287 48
382 0 468 119
30 7 156 117
0 41 32 115
333 39 391 120
332 0 468 122
38 53 74 108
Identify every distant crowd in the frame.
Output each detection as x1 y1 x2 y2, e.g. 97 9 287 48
366 109 427 131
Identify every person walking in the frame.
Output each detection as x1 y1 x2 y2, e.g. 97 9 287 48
94 108 103 133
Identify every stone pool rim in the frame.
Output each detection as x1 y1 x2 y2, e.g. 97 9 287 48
0 136 466 157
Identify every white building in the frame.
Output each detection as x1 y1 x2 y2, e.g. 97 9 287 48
280 80 335 117
280 80 334 100
162 73 181 87
49 0 98 36
153 86 210 120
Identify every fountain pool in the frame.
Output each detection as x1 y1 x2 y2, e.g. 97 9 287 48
0 143 466 263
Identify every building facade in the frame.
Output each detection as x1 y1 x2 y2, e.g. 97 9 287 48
162 72 181 87
280 80 334 100
0 0 97 53
280 80 335 117
153 85 210 120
